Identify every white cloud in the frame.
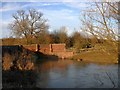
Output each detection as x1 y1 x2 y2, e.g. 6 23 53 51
0 2 91 13
38 8 78 21
42 3 52 6
63 2 91 10
0 19 13 38
22 2 59 8
0 19 12 30
37 8 80 35
0 2 61 12
2 0 120 2
0 3 22 12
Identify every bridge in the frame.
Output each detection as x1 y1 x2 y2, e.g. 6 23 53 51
23 44 74 59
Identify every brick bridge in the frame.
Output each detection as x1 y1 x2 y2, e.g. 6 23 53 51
22 44 74 59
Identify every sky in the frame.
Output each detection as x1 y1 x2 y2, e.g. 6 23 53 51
0 0 118 38
0 1 93 38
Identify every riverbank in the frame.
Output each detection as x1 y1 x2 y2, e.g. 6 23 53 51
71 50 118 64
70 43 118 64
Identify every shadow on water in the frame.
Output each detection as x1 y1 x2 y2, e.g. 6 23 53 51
34 51 59 63
2 70 38 89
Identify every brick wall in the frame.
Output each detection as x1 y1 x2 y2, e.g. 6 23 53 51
52 51 74 58
39 44 50 54
2 44 74 59
23 44 38 51
22 44 66 53
51 44 66 52
22 44 73 58
50 44 74 58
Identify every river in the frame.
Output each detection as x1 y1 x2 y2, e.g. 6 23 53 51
35 60 118 88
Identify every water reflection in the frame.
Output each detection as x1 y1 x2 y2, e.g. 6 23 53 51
35 60 118 88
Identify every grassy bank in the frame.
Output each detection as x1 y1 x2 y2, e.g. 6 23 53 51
71 44 118 64
72 51 118 63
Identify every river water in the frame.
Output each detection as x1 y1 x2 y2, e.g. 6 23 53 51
35 60 118 88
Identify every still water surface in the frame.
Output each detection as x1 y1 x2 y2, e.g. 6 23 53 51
35 60 118 88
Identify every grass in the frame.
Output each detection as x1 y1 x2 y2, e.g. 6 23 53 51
72 51 117 63
71 44 118 63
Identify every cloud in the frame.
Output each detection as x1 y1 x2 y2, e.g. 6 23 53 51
0 19 13 38
1 0 119 2
0 2 90 13
38 8 78 21
1 0 75 2
0 19 12 30
22 2 60 8
0 2 61 12
42 3 52 6
63 2 91 10
0 3 21 12
37 8 80 34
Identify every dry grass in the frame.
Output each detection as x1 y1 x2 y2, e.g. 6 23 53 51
75 51 117 63
72 44 118 63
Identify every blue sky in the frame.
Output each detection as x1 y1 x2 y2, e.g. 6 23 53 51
0 1 91 38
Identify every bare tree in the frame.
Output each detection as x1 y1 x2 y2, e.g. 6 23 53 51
9 9 49 44
80 2 119 58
